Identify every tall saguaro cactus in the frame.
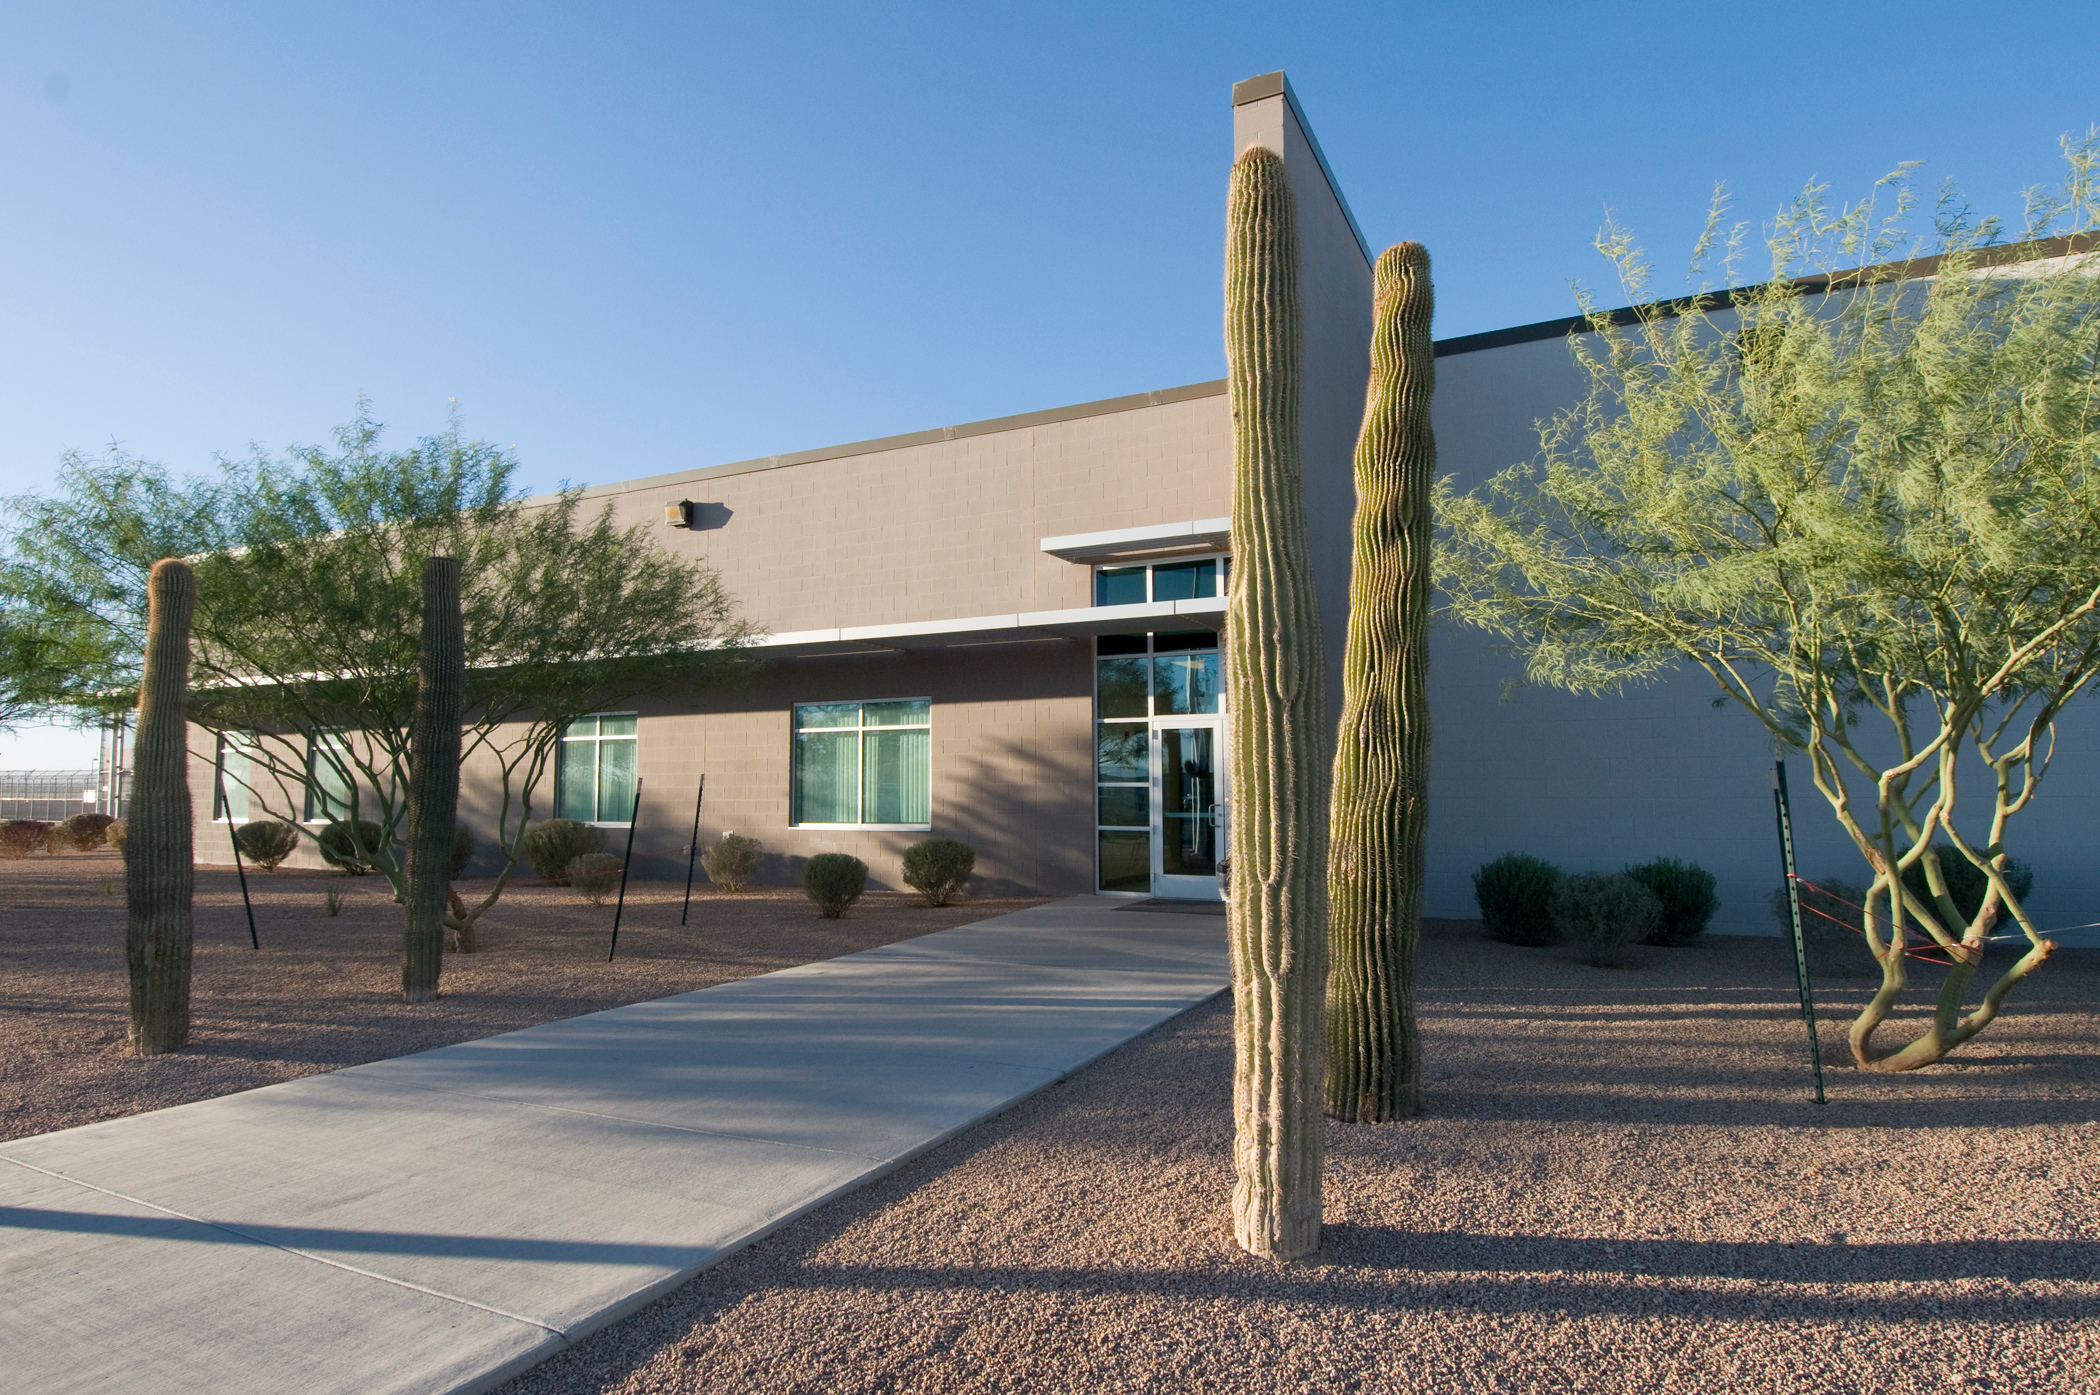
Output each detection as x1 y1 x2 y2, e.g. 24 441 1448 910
1223 143 1331 1261
403 555 463 1003
1326 243 1437 1123
126 559 197 1055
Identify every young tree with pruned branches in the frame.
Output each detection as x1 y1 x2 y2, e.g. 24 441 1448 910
6 407 759 963
1437 134 2100 1071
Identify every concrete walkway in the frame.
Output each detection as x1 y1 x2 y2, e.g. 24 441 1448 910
0 896 1228 1395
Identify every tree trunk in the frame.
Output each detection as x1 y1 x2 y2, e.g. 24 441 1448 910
404 556 463 1003
1223 143 1331 1261
1326 243 1436 1123
126 559 197 1055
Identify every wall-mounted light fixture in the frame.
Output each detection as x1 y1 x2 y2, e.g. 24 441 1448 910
664 500 695 528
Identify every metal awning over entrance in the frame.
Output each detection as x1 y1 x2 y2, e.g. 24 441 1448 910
756 595 1224 659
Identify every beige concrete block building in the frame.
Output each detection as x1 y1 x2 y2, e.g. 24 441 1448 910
190 71 2100 934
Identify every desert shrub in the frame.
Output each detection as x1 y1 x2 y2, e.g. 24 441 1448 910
317 819 386 875
1473 852 1562 945
901 838 974 907
234 819 302 871
53 813 116 852
521 819 604 885
1899 844 2035 934
567 853 626 906
0 820 52 858
107 818 127 851
803 852 868 918
1625 857 1718 946
1557 871 1660 968
701 832 762 892
450 823 475 878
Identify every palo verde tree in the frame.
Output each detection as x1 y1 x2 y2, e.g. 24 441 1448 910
1326 242 1436 1122
1436 135 2100 1071
6 408 759 963
1223 143 1330 1258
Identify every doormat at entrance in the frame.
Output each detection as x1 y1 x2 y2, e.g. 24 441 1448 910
1117 898 1226 916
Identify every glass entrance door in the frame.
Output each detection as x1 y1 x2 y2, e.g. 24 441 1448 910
1096 630 1226 901
1154 722 1225 899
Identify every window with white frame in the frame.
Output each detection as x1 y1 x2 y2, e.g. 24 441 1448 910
305 729 357 822
557 714 638 824
214 733 253 822
792 699 930 827
1093 555 1226 607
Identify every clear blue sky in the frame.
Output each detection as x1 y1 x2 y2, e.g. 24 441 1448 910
1 0 2093 760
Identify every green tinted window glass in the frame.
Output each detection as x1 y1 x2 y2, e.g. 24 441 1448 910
217 736 252 821
1097 786 1148 827
556 743 596 821
1096 723 1148 781
795 702 861 730
864 729 930 823
308 734 356 821
862 699 930 727
794 730 859 823
1098 830 1151 893
1095 567 1148 607
598 713 637 737
1151 560 1217 602
1096 656 1148 718
597 738 637 822
1154 651 1220 715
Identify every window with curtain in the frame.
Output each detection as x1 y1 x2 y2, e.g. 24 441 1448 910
556 714 639 823
792 699 930 826
214 733 253 822
305 729 357 821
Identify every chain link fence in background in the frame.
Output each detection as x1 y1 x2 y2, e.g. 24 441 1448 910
0 769 105 822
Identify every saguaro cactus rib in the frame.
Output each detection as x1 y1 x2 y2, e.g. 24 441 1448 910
1224 143 1331 1261
404 555 464 1003
1326 243 1436 1123
126 558 197 1055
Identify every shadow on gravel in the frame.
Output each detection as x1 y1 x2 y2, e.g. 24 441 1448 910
734 1241 2100 1326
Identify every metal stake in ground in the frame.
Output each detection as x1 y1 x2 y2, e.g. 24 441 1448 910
681 774 706 927
1772 759 1826 1104
608 777 644 963
215 767 260 951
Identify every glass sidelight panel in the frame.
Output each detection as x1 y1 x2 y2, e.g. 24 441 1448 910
1153 652 1219 716
1159 727 1218 878
1096 656 1149 718
1096 723 1148 781
1098 830 1151 893
1097 786 1148 827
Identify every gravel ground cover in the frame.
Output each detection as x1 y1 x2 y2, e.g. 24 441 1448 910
501 918 2100 1395
0 848 1045 1142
